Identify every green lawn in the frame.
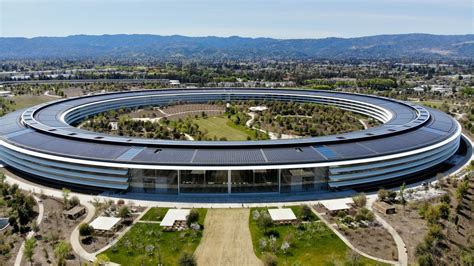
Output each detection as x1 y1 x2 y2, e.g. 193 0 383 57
102 209 207 265
194 116 256 141
140 207 169 221
249 206 384 266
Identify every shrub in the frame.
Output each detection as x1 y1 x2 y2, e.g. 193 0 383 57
69 196 80 208
79 223 94 237
440 193 451 204
352 193 367 207
178 252 196 266
257 211 273 232
186 209 199 226
437 202 450 219
262 253 278 266
117 206 131 219
424 205 441 225
377 189 389 202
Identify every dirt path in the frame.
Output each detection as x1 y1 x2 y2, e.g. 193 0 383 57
195 209 262 266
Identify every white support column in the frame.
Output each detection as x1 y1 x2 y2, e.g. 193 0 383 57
228 170 231 194
177 170 181 195
278 169 281 194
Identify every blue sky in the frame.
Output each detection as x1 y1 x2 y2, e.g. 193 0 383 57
1 0 472 39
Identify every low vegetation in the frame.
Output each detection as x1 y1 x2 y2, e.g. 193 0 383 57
249 206 381 265
102 209 207 265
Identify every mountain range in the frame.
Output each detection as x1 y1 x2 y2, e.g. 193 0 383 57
0 34 473 61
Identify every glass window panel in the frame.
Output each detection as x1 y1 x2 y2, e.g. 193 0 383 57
231 169 278 193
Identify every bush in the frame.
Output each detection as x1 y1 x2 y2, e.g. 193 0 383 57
440 194 450 204
178 252 196 266
377 189 389 202
186 209 199 226
79 223 94 237
437 202 450 220
352 193 367 207
257 211 273 232
262 253 278 266
354 207 375 222
69 196 80 208
424 205 441 225
118 206 131 219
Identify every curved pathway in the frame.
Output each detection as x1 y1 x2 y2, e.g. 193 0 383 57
70 200 96 263
14 195 44 266
367 196 408 266
310 206 399 265
195 209 262 266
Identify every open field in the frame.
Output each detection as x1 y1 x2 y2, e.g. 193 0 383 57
102 209 207 265
195 209 262 266
249 206 384 266
11 95 57 110
194 116 255 141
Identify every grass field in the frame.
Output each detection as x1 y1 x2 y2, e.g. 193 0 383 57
194 116 256 141
103 209 207 265
249 206 384 266
11 95 57 110
140 207 169 221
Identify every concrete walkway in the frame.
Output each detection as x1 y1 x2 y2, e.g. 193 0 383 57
70 200 96 263
310 206 399 265
14 195 44 266
367 196 408 266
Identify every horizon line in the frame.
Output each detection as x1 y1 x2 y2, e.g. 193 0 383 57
1 32 473 40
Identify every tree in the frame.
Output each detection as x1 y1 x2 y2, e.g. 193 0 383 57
69 196 80 208
117 206 131 219
62 188 71 209
257 212 273 233
54 241 71 266
24 238 36 265
178 252 197 266
186 209 199 226
377 189 389 202
79 223 94 237
399 183 406 205
352 193 367 207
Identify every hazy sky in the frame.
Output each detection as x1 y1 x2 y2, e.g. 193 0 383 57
1 0 472 39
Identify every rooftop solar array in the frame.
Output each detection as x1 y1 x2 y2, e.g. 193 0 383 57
0 88 460 167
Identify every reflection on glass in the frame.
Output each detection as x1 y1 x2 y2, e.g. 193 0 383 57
281 167 328 193
180 170 228 193
231 169 278 193
129 169 178 194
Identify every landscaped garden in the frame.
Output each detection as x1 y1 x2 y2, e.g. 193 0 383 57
249 206 384 265
80 100 367 141
102 208 207 265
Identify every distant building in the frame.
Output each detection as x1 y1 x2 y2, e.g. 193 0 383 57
430 85 452 95
0 91 12 97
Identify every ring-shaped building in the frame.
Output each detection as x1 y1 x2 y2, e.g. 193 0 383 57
0 88 463 196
